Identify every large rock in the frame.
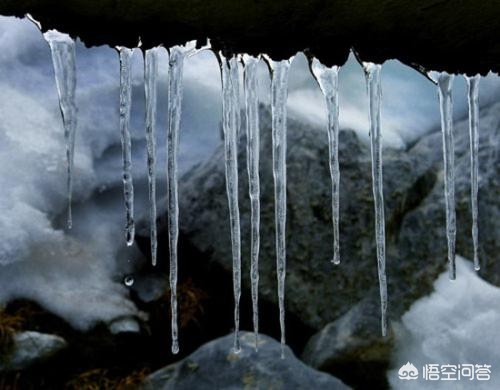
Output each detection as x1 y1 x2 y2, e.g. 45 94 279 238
143 332 349 389
167 101 500 386
0 331 67 370
177 107 440 331
398 100 500 286
299 101 500 386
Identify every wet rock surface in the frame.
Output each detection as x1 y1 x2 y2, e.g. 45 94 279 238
143 331 350 390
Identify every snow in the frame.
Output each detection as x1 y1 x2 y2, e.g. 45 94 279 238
388 257 500 389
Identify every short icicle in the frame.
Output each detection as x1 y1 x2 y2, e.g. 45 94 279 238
166 45 189 354
363 62 388 337
437 73 456 280
267 56 293 358
117 46 135 246
218 53 242 353
144 48 159 266
466 75 481 271
44 30 77 229
242 55 261 351
310 58 341 265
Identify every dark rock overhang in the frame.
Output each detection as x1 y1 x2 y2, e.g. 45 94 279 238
0 0 498 75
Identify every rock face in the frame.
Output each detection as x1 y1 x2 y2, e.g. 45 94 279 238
143 332 349 389
167 101 500 386
0 331 67 370
177 107 435 331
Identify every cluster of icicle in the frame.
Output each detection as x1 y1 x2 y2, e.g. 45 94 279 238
40 26 482 355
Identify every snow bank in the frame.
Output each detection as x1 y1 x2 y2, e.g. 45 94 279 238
388 257 500 389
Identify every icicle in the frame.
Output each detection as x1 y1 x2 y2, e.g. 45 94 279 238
363 62 388 337
466 75 480 271
242 55 261 351
116 46 135 246
144 48 159 266
437 73 456 280
266 56 293 358
43 30 77 229
218 53 242 353
166 45 189 354
310 58 341 265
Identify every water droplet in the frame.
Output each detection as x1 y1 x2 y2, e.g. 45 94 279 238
124 276 134 287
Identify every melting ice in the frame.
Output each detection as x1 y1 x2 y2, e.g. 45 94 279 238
43 30 77 229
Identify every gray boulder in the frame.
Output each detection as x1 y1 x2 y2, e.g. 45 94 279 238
0 331 67 370
143 331 349 389
177 107 440 330
300 100 500 384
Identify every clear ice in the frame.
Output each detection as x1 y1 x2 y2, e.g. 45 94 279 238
43 30 77 229
117 46 135 246
242 54 261 350
364 62 388 337
218 53 242 353
144 48 159 266
466 75 480 271
166 45 190 354
310 58 341 265
267 56 293 357
437 73 456 280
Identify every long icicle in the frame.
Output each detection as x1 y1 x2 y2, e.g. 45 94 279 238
466 75 480 271
242 55 261 351
218 53 242 353
166 45 188 354
364 62 388 337
267 57 293 357
44 30 77 229
438 73 456 280
117 46 135 246
310 58 341 265
144 48 159 266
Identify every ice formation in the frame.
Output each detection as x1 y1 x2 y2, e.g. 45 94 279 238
242 54 261 350
266 56 293 357
466 75 481 271
437 73 456 280
363 62 388 337
43 30 77 229
166 44 191 354
144 47 160 267
310 58 341 265
218 53 243 353
9 14 500 357
117 46 136 246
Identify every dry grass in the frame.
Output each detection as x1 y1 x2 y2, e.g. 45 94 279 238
0 308 24 356
155 278 207 329
65 368 150 390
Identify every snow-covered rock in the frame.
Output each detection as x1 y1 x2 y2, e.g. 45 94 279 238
0 331 67 370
